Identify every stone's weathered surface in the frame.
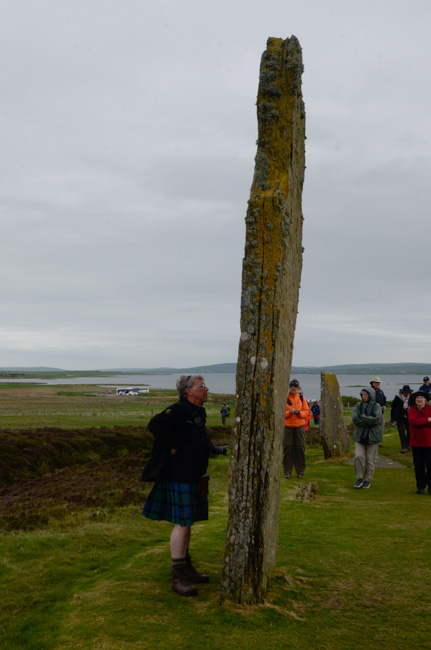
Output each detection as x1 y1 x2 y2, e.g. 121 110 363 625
320 372 350 458
220 36 306 605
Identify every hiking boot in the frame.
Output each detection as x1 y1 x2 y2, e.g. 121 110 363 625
353 479 364 489
362 480 371 489
416 488 425 495
172 564 198 596
284 473 291 479
185 554 209 584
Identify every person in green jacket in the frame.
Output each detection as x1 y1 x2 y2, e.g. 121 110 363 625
352 387 383 489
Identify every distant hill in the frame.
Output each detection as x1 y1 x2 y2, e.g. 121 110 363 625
102 363 237 374
292 363 431 375
0 366 65 372
104 362 431 375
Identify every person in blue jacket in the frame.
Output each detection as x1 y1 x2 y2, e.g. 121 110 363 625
311 402 321 425
419 376 431 394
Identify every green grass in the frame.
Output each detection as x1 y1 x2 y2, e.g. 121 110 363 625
1 424 431 649
0 385 234 429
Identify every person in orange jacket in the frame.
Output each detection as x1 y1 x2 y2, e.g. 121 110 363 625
283 379 311 479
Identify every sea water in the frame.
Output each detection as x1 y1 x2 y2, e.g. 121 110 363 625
0 372 427 400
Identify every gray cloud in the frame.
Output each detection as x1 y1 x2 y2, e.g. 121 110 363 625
1 0 430 368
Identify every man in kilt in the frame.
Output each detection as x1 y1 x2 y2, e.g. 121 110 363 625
141 374 226 596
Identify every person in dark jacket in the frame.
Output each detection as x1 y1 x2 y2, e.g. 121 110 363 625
220 403 230 425
370 376 387 441
407 391 431 494
419 376 431 394
141 375 226 596
352 387 383 489
390 385 413 452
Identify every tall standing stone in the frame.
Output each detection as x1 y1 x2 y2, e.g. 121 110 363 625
320 371 350 458
220 36 306 605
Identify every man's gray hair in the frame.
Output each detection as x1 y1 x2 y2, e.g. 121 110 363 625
176 374 204 399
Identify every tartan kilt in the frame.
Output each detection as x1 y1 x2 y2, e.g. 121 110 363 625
142 479 208 526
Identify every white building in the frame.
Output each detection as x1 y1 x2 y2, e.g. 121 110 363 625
116 387 150 396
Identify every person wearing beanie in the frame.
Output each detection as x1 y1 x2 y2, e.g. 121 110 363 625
283 379 311 479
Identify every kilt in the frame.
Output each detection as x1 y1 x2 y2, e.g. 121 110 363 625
142 479 208 526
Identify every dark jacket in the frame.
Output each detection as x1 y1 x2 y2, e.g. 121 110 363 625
391 393 409 422
141 399 211 483
352 387 383 445
373 387 387 408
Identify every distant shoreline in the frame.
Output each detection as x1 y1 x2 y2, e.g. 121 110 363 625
1 362 430 380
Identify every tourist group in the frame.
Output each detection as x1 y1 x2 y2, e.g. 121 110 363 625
352 376 431 494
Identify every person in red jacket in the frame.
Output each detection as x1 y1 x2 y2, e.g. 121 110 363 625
407 391 431 494
283 379 311 479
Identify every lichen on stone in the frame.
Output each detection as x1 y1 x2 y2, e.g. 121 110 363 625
222 33 306 606
253 151 270 190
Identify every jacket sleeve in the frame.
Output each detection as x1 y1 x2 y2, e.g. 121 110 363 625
352 403 362 426
390 397 399 422
284 402 293 424
358 403 382 426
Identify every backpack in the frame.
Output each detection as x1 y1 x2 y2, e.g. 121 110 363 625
286 395 304 406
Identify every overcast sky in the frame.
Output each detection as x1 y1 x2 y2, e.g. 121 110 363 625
1 0 430 370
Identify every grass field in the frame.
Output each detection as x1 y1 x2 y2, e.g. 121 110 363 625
0 385 234 429
1 388 430 649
